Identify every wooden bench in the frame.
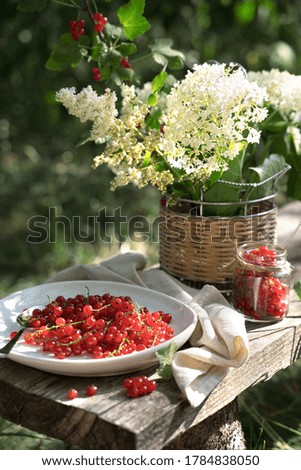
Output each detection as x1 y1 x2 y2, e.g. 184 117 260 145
0 201 300 450
0 287 300 450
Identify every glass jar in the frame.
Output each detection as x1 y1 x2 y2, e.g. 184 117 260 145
232 243 292 322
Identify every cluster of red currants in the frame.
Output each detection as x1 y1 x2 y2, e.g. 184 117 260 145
69 19 85 41
67 375 158 400
122 375 157 398
92 67 102 81
21 292 174 360
93 12 107 33
233 245 290 321
69 12 107 40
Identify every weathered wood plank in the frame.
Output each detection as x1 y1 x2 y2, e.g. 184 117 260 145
0 286 300 449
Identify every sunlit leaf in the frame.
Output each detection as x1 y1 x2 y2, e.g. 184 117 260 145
117 0 150 41
151 71 168 94
147 94 157 106
155 342 178 380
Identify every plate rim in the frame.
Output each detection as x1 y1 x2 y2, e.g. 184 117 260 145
0 280 197 374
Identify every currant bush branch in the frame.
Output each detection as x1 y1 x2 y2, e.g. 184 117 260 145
17 0 185 98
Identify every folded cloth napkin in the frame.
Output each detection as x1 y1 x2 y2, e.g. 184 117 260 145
47 251 249 408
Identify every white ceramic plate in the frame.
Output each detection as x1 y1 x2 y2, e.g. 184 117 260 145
0 281 197 376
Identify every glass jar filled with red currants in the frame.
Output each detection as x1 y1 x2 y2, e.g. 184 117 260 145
232 243 292 322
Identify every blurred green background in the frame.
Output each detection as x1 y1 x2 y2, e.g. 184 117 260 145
1 0 301 450
1 0 301 297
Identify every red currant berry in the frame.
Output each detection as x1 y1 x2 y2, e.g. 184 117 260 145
93 12 107 33
162 313 172 323
120 57 132 68
67 388 78 400
92 67 102 81
86 384 97 397
83 304 93 316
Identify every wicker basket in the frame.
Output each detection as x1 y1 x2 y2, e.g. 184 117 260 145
159 195 278 294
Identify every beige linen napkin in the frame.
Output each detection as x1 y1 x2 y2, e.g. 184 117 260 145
47 251 249 408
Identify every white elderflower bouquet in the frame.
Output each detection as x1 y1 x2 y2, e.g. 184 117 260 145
57 62 271 203
248 69 301 200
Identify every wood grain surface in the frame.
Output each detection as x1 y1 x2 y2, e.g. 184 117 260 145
1 201 300 450
0 290 300 450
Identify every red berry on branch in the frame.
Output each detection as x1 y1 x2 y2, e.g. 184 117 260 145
69 19 85 41
92 67 102 81
93 12 107 33
120 57 132 69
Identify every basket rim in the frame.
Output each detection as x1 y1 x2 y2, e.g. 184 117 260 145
160 204 277 220
165 192 276 208
217 163 291 188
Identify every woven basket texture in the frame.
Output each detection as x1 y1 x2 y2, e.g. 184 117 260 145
159 198 278 292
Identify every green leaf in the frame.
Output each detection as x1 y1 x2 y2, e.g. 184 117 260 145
152 53 168 67
151 71 168 94
146 109 162 129
141 150 151 168
116 42 138 56
203 152 244 216
104 23 123 40
246 153 287 200
294 281 301 300
91 42 108 61
17 0 48 12
100 66 111 82
117 0 150 41
118 66 135 81
107 48 122 67
147 94 157 106
111 70 122 87
155 342 178 380
45 33 83 71
168 55 185 70
260 109 288 133
150 39 185 68
147 71 169 106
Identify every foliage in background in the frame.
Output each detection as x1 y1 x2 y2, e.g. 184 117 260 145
1 0 301 451
2 0 301 291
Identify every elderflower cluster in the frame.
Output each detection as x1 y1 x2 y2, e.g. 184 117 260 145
56 86 118 141
56 63 271 196
159 63 268 186
92 84 169 190
248 69 301 120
